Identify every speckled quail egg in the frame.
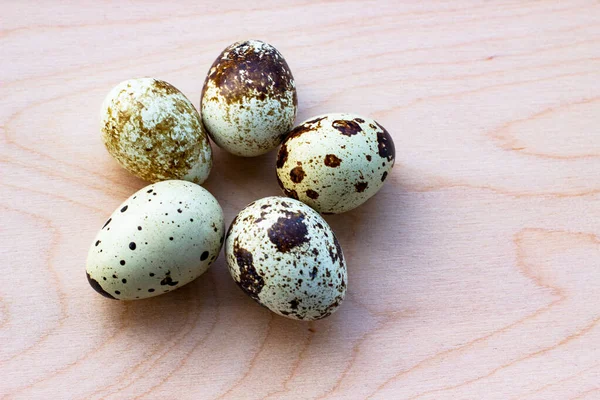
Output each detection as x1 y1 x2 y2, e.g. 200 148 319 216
201 40 297 157
101 78 212 183
225 196 346 320
86 180 224 300
276 113 395 214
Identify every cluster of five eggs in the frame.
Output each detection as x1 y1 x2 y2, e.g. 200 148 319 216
88 40 395 320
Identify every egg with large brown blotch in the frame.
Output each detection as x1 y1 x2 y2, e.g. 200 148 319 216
276 113 395 214
101 78 212 183
225 197 347 320
201 40 297 157
86 180 224 300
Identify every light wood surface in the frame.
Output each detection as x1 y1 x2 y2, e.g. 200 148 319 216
1 1 599 399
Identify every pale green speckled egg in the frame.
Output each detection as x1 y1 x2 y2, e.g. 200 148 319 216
86 180 224 300
276 113 395 214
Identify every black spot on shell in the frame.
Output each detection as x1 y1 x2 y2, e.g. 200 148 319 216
334 234 344 264
120 205 128 212
121 278 127 283
267 212 309 253
177 209 182 213
102 218 112 229
120 260 126 266
233 240 264 300
289 299 300 310
129 242 136 250
332 119 362 136
200 251 209 261
149 273 155 277
147 189 153 193
354 118 365 123
115 290 121 295
309 266 318 280
148 288 155 292
355 181 368 192
138 226 142 231
160 276 179 286
382 171 388 182
226 214 239 239
366 155 372 161
375 122 395 161
86 272 116 300
95 240 101 247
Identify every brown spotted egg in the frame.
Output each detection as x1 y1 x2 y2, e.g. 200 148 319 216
101 78 212 183
86 180 224 300
201 40 297 157
276 113 395 214
225 197 346 320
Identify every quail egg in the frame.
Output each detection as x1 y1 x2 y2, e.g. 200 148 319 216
225 196 346 320
101 78 212 183
276 113 395 214
201 40 297 157
86 180 224 300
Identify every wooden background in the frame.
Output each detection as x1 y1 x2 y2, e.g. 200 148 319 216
1 1 599 399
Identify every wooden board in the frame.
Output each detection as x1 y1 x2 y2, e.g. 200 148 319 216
1 1 599 398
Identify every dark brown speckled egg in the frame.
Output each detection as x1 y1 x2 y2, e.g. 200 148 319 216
225 197 346 320
201 40 297 157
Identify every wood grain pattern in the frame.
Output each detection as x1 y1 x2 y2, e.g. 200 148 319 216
1 1 599 398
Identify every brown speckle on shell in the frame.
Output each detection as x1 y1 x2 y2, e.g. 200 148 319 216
324 154 342 168
267 212 309 253
332 119 362 136
289 166 306 183
375 122 395 162
276 143 289 169
202 40 295 105
233 239 264 299
306 189 319 199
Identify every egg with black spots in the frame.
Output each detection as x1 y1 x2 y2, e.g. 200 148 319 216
225 196 346 320
86 180 224 300
201 40 297 157
276 113 395 214
101 78 212 183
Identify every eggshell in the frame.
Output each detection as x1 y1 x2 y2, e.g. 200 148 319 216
276 113 395 214
86 180 224 300
225 197 346 320
201 40 297 157
101 78 212 183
